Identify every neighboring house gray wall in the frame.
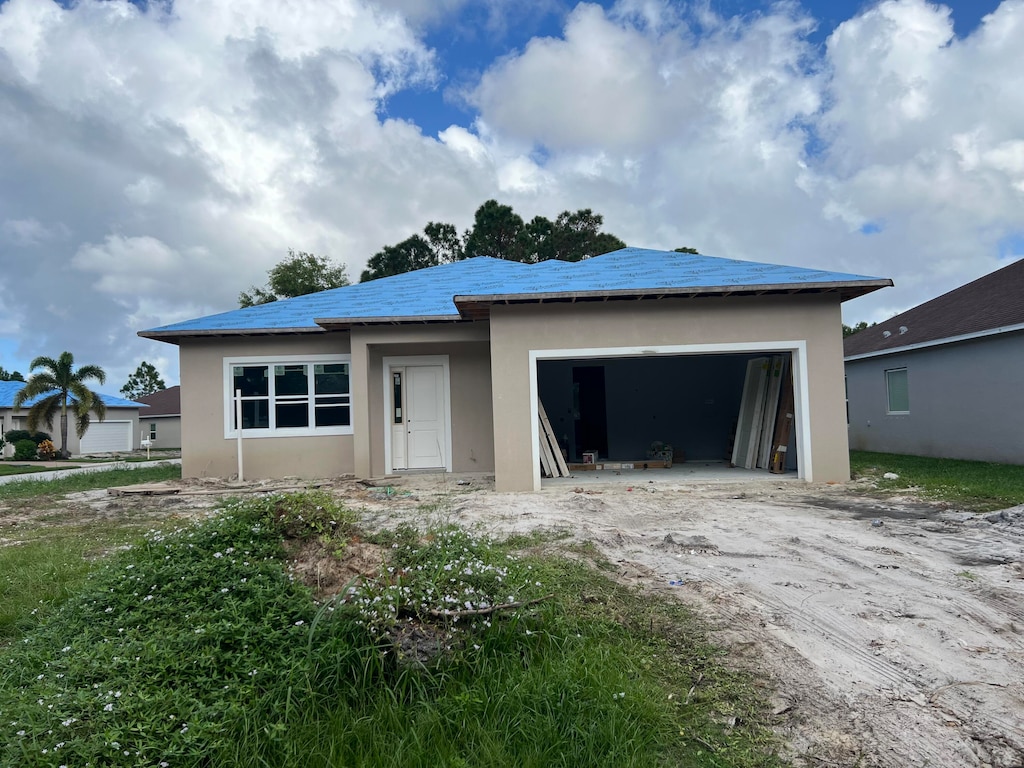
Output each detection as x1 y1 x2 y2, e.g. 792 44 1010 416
140 415 181 450
846 331 1024 464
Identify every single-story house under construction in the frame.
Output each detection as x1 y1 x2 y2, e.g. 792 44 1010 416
844 257 1023 464
140 248 891 491
0 380 143 456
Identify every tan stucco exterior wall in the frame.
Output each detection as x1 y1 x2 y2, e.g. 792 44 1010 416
488 295 850 491
349 323 493 478
178 334 353 479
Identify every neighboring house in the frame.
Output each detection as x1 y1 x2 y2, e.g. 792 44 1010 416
135 386 182 450
140 248 891 491
0 380 143 457
844 258 1024 465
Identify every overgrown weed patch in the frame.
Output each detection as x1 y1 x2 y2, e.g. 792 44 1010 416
1 491 786 768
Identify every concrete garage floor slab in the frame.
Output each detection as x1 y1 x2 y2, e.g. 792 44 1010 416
543 460 799 488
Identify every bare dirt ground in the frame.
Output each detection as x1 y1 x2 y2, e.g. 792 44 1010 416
2 472 1022 767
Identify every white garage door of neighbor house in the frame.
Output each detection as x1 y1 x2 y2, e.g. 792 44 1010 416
80 421 132 454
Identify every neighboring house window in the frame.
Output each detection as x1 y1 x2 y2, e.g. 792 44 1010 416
885 368 909 414
149 423 157 440
224 355 352 438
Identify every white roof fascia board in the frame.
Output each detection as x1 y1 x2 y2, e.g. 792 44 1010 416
844 322 1024 362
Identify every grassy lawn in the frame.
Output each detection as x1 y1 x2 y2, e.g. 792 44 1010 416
0 462 181 502
0 492 786 768
0 524 145 643
0 464 57 477
850 450 1024 512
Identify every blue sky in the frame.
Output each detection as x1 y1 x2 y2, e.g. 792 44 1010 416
0 0 1021 386
383 0 1002 137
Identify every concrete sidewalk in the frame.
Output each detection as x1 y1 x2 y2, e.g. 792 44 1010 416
0 459 181 486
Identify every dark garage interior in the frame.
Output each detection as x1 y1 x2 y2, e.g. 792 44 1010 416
537 353 797 471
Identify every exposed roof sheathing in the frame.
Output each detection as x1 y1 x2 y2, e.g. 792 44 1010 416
141 248 891 341
844 258 1024 358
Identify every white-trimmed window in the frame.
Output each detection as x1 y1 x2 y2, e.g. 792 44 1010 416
885 367 909 414
224 355 352 438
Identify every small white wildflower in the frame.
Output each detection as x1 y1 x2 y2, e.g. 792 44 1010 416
103 703 114 712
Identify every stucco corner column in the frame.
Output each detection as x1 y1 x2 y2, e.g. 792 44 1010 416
489 347 538 493
350 334 373 479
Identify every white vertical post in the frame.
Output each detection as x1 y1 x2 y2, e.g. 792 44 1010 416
235 389 244 482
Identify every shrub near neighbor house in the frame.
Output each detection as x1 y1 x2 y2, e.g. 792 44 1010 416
4 430 51 446
36 440 58 460
13 440 37 461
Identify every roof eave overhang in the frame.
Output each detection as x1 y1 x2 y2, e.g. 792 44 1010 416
137 327 324 344
454 279 892 319
314 314 464 330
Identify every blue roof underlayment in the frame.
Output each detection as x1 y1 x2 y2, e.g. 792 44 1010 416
0 380 142 409
142 248 888 335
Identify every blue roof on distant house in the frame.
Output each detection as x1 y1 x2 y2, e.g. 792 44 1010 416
0 380 142 409
140 248 891 339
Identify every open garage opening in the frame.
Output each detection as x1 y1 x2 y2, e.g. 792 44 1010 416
535 351 800 482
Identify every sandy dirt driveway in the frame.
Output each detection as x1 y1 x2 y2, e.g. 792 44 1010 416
365 474 1024 768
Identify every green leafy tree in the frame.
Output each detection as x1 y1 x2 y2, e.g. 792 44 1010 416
0 366 25 381
462 200 529 262
674 247 700 254
362 201 626 281
12 352 107 459
240 250 349 307
422 221 462 264
842 321 873 338
120 361 167 400
531 209 625 263
361 222 466 282
360 234 441 282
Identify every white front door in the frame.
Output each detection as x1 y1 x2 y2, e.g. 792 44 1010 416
387 359 449 471
406 365 445 468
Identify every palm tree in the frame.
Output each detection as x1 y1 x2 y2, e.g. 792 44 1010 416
13 352 107 459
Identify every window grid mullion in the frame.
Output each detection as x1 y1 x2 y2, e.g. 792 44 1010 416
268 365 277 431
307 365 316 427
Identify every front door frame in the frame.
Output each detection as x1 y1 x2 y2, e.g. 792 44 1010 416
382 355 453 475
